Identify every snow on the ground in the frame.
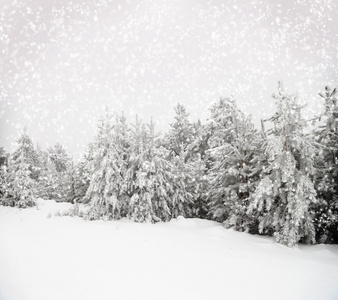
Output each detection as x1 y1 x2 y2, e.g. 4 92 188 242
0 199 337 300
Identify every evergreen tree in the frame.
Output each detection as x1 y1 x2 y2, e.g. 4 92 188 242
48 143 71 173
84 110 131 220
207 97 258 232
71 143 94 203
163 105 205 218
12 128 40 181
3 130 36 207
312 86 338 243
189 153 209 218
0 147 8 167
37 143 73 202
169 149 194 218
126 118 173 222
0 147 9 200
248 83 317 246
164 103 195 158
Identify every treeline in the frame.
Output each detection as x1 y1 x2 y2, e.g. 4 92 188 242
0 83 337 247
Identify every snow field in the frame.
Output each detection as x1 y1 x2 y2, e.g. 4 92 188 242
0 199 337 300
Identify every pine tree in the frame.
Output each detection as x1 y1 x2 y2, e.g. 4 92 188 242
0 147 9 200
207 97 258 232
12 128 40 181
312 86 338 243
170 149 194 218
127 118 173 222
4 130 36 207
248 83 317 247
164 103 195 158
162 105 204 218
71 143 94 204
84 110 131 220
37 143 73 202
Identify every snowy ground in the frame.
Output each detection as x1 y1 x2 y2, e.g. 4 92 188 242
0 199 337 300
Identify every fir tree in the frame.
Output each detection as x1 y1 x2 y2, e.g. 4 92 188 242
248 83 317 246
312 86 338 243
71 143 94 203
84 110 131 220
170 149 194 218
127 118 173 222
3 130 36 207
164 103 195 159
0 147 9 200
37 143 73 202
207 97 258 232
12 128 40 181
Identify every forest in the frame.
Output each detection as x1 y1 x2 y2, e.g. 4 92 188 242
1 83 337 247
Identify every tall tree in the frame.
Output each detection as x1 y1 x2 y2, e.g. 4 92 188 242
207 97 258 232
84 110 131 220
248 83 317 246
312 86 338 243
126 118 173 222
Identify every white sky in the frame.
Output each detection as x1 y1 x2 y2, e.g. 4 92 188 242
0 0 337 159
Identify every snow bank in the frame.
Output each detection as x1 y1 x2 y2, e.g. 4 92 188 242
0 200 337 300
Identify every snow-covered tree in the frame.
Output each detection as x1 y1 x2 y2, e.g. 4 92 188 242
12 128 40 181
71 143 94 204
312 86 338 243
163 106 206 218
0 147 8 168
0 147 9 200
48 143 71 173
37 143 73 202
248 83 317 247
164 103 195 158
207 97 258 232
126 118 173 222
84 110 131 220
3 130 36 207
169 150 194 218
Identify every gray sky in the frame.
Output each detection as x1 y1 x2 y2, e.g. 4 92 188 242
1 0 337 159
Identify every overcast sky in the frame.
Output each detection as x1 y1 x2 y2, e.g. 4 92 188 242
1 0 337 159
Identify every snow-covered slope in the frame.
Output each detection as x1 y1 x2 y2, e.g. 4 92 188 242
0 199 337 300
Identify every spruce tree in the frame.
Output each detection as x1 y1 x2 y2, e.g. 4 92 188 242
248 83 317 246
170 149 194 218
84 110 130 220
4 129 36 207
127 118 173 223
12 128 40 181
71 143 94 204
164 103 195 158
207 97 258 232
312 86 338 243
37 143 73 202
0 147 9 200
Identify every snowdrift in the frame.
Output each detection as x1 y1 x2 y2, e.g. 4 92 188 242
0 199 337 300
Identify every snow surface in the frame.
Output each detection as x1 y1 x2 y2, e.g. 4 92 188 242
0 199 337 300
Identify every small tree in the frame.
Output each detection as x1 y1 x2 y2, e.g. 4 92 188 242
164 103 195 158
12 128 40 181
37 143 73 202
3 129 36 207
71 143 94 204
